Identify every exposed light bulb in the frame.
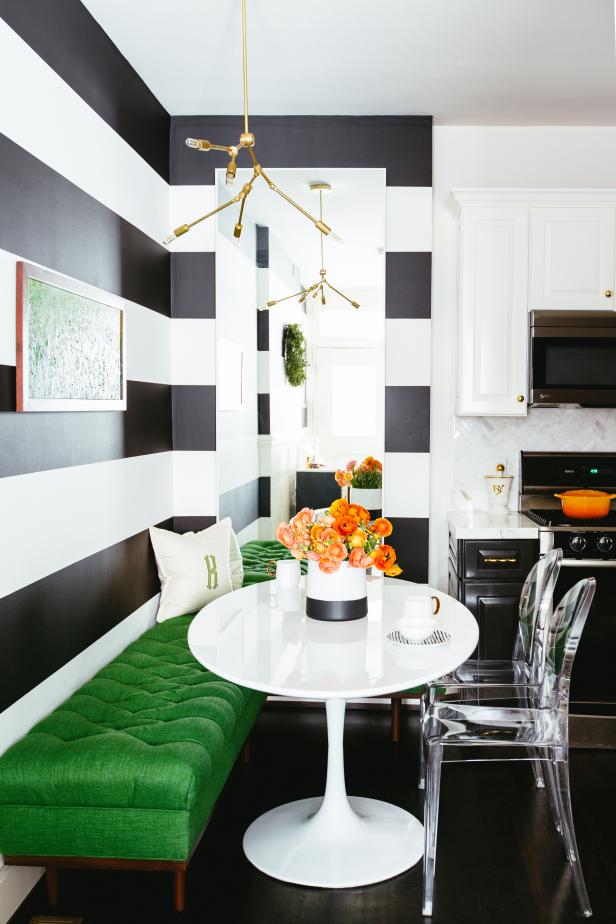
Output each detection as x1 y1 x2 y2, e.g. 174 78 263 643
226 161 237 186
328 231 343 246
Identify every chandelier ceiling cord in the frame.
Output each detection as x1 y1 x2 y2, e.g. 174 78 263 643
262 183 360 311
163 0 339 246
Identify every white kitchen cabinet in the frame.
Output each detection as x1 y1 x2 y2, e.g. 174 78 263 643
456 206 529 416
530 206 615 310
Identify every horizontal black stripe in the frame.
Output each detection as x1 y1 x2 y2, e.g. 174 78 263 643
219 479 259 534
256 225 270 269
172 385 216 451
173 516 216 534
258 393 271 435
0 133 170 316
171 253 216 319
306 596 368 622
0 0 170 181
0 519 172 712
0 369 171 477
257 309 269 351
258 475 271 518
388 517 430 583
386 253 432 319
385 386 430 453
171 116 432 186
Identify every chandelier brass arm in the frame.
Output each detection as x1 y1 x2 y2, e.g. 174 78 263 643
163 0 338 246
163 170 258 244
262 184 358 311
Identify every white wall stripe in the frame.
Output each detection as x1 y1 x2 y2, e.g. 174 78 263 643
168 186 216 253
218 436 260 495
0 865 42 924
173 451 217 516
0 454 174 600
170 318 216 385
386 186 433 252
385 318 431 386
0 20 169 244
383 452 431 518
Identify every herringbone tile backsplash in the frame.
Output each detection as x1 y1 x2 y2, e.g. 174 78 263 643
453 408 616 509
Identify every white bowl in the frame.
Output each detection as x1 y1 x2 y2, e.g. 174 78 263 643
397 615 437 641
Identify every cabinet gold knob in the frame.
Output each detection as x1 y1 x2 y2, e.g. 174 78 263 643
606 289 613 298
516 394 525 402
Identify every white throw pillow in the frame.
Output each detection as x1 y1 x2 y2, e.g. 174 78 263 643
150 518 235 623
229 526 244 590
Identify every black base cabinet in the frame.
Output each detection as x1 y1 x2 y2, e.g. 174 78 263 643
449 536 539 661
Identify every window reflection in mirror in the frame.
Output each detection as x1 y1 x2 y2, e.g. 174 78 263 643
216 167 385 542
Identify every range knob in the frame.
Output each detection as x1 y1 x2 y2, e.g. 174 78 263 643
597 535 614 554
569 535 587 554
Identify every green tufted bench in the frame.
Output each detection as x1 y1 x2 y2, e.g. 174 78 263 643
0 541 294 911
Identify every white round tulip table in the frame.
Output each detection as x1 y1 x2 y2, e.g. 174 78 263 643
188 576 478 889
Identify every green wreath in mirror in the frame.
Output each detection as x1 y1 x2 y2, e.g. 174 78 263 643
283 323 307 387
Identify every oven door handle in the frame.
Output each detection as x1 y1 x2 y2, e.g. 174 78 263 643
561 558 616 568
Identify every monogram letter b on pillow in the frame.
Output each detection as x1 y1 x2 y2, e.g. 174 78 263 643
149 518 239 622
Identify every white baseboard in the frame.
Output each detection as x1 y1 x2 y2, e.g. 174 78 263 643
0 863 43 924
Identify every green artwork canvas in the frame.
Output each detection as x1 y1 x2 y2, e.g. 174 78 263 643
17 261 126 412
28 279 122 401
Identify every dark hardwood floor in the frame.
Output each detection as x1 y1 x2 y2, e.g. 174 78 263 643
9 704 616 924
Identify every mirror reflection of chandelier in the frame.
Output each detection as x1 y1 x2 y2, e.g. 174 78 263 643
163 0 339 247
262 183 360 312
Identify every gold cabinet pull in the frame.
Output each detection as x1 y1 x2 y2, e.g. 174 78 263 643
605 289 613 298
484 556 518 564
516 395 525 402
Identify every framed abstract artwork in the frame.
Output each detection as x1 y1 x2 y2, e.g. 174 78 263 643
16 262 126 412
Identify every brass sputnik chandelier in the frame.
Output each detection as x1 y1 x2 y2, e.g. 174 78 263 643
263 183 359 311
163 0 338 246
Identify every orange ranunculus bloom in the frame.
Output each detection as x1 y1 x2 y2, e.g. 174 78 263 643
363 456 382 472
276 523 295 549
348 503 370 523
325 542 348 563
329 497 349 518
349 547 373 568
333 514 357 537
310 523 324 543
373 544 397 571
349 528 367 548
371 517 393 538
321 527 340 543
291 508 313 532
335 469 353 487
319 556 340 573
384 564 403 577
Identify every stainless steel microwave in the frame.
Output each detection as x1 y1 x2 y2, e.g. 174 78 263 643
529 310 616 407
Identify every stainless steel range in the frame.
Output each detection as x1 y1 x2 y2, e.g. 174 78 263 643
521 451 616 747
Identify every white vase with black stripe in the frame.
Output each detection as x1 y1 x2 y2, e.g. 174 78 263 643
305 561 368 621
349 487 383 520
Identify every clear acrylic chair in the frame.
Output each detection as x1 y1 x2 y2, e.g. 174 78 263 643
421 576 596 918
418 548 563 788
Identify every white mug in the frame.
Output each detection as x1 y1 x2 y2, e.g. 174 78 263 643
275 558 301 589
403 595 440 621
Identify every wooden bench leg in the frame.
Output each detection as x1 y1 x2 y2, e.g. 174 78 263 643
174 868 186 912
242 735 252 765
46 866 60 907
391 697 401 743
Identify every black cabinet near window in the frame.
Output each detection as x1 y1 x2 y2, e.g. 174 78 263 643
449 537 539 660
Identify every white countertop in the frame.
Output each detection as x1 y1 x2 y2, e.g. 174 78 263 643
448 510 539 540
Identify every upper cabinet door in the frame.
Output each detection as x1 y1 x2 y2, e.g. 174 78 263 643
530 207 615 309
458 207 529 417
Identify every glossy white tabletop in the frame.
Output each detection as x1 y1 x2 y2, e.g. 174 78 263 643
188 577 479 700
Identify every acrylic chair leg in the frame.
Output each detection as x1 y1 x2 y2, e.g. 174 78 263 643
422 743 442 917
554 759 592 918
530 753 545 788
543 755 563 836
418 692 426 788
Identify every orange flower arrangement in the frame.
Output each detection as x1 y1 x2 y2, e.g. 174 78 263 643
275 504 402 576
335 456 383 489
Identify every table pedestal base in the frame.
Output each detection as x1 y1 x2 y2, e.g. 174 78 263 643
243 698 424 888
243 795 423 888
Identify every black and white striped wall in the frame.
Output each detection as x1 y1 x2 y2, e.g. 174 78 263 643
169 115 432 580
0 5 175 916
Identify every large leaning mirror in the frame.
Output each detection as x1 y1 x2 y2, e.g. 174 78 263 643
216 167 386 542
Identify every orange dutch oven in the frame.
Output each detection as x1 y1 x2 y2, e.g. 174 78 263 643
554 489 616 520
